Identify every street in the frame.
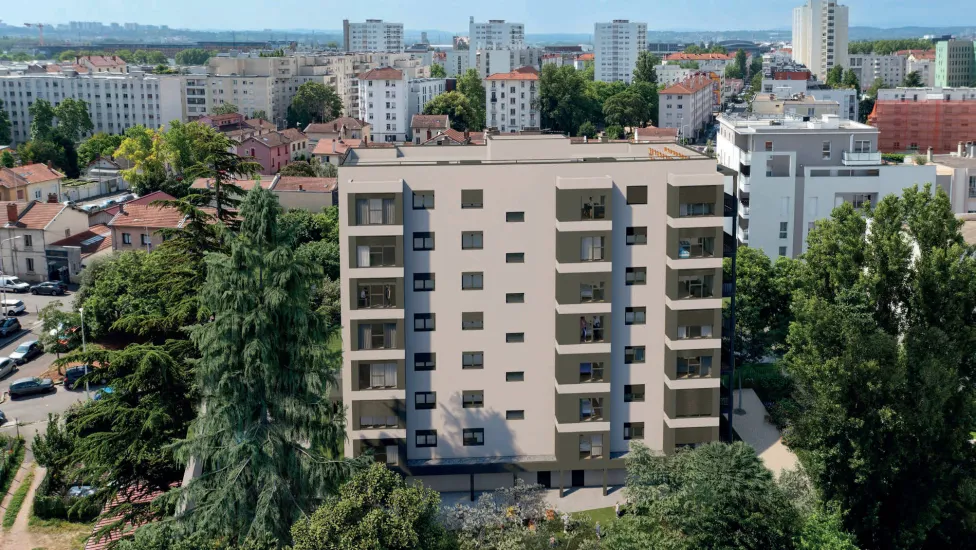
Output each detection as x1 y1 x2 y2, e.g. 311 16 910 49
75 190 133 209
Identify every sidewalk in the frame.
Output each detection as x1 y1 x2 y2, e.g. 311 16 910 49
731 388 798 475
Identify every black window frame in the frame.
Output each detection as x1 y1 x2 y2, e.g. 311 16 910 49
415 429 437 447
412 191 434 210
625 307 646 325
506 332 524 343
462 391 484 408
506 211 525 222
461 272 484 290
505 293 525 303
462 351 484 369
624 422 645 440
414 352 436 371
413 232 435 251
506 410 525 420
625 346 646 364
506 252 525 263
626 226 648 245
413 273 435 291
625 267 647 286
461 231 484 250
461 189 483 208
462 428 485 446
414 313 435 332
414 391 437 410
505 371 525 382
624 384 646 402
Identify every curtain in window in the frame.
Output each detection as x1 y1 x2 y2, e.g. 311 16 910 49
702 325 712 338
678 326 687 339
383 198 395 224
358 323 372 350
357 245 370 267
357 199 369 225
384 323 396 348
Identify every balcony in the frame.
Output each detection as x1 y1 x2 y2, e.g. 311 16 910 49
741 151 751 167
665 309 722 351
348 194 403 236
737 200 750 219
736 225 749 244
556 313 612 355
555 393 611 433
667 227 723 269
666 268 723 311
842 151 882 166
663 387 720 428
350 236 403 278
556 232 612 274
349 279 404 320
738 176 750 195
555 273 612 315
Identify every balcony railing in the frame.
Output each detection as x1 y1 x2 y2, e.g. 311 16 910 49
842 151 882 166
738 201 750 219
737 226 749 243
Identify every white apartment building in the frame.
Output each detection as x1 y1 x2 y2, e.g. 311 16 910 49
905 50 936 86
848 53 906 88
444 51 471 77
0 68 183 145
792 0 849 80
183 75 275 122
339 134 731 494
717 114 937 259
468 17 525 70
407 78 447 138
932 144 976 214
663 53 737 75
594 20 647 84
659 74 715 141
358 67 408 143
657 65 697 86
343 19 405 53
760 79 859 120
474 48 544 79
485 69 540 133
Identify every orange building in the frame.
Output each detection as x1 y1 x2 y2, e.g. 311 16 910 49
868 88 976 154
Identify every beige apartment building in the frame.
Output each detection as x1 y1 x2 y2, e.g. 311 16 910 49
339 134 732 494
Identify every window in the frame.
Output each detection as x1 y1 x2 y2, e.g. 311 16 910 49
625 307 646 325
506 333 524 343
506 410 525 420
624 422 645 440
461 272 483 290
414 313 435 332
779 246 789 257
358 242 397 267
677 355 712 377
462 231 483 250
462 391 484 408
357 281 396 308
361 362 397 389
506 252 524 263
852 194 874 208
359 415 398 429
506 211 525 222
579 434 603 459
679 274 715 298
413 232 434 251
462 312 484 330
778 221 789 239
414 352 436 371
25 258 34 272
506 371 525 381
462 351 484 369
626 186 648 205
853 140 872 153
462 428 485 446
357 322 397 350
414 273 435 291
122 233 132 245
625 227 647 245
764 141 773 151
624 384 645 402
356 198 395 225
678 237 715 259
680 203 715 217
822 141 831 160
461 189 483 208
579 362 604 382
414 391 436 410
625 346 646 364
413 191 434 209
506 293 524 303
415 430 437 447
580 236 605 261
969 176 976 199
677 324 713 339
625 267 647 286
580 397 604 420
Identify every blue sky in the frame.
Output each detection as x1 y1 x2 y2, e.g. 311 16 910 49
3 0 972 33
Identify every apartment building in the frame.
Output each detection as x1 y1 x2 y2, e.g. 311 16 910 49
752 94 840 118
339 134 731 493
903 50 936 86
717 114 937 259
868 87 976 154
343 19 404 53
0 67 183 145
761 79 858 120
594 20 647 84
656 65 697 86
932 143 976 214
1 201 90 283
934 39 976 88
847 53 906 88
792 0 849 80
443 51 471 78
407 79 447 139
358 68 408 143
468 17 525 70
659 74 715 141
485 68 540 133
474 48 544 79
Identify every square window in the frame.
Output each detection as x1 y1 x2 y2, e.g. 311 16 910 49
506 252 525 263
414 313 435 332
415 430 437 447
579 434 603 459
624 384 645 402
462 428 485 446
779 246 788 257
579 361 604 382
626 227 647 245
625 307 646 325
122 232 131 245
506 293 524 303
413 273 435 291
625 346 646 364
462 391 484 408
627 186 648 205
413 191 434 209
506 211 525 222
506 410 525 420
462 272 483 290
580 397 604 420
624 422 645 440
462 351 484 369
779 222 788 239
461 189 483 208
413 232 434 251
506 333 524 343
764 141 774 152
462 312 484 330
462 231 483 250
625 267 647 286
414 352 436 371
506 371 525 381
415 391 436 410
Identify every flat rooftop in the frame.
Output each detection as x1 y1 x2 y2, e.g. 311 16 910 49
931 154 976 169
719 114 875 134
344 134 707 166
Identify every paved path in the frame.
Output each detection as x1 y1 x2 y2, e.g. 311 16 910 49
731 388 798 475
441 485 625 513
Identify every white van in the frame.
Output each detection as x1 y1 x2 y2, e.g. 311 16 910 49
1 299 25 316
0 276 29 293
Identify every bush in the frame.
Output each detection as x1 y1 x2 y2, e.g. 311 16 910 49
0 436 26 497
881 153 906 163
32 469 104 522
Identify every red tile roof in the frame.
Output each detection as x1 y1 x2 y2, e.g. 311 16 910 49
485 67 540 81
578 53 595 61
84 485 173 550
665 53 735 61
49 224 113 257
312 138 362 156
204 113 243 123
108 203 187 229
0 163 64 188
305 117 368 134
79 55 126 67
634 125 679 142
898 49 936 60
190 178 272 191
359 67 404 80
467 131 486 145
101 191 175 217
420 128 468 145
411 114 449 129
4 201 70 229
244 118 276 132
275 176 338 193
280 128 307 142
242 132 290 148
661 75 715 95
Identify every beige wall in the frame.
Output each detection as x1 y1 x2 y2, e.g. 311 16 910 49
111 225 165 252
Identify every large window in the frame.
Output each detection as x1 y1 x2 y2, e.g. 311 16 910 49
624 422 645 441
679 203 715 217
625 346 645 364
625 307 646 325
580 195 607 219
360 362 397 389
579 434 603 459
357 323 397 350
356 197 395 225
969 176 976 199
415 430 437 448
678 237 715 259
678 274 714 299
580 397 604 421
414 391 436 410
625 267 646 286
677 355 712 378
413 273 435 291
461 189 483 208
462 428 485 446
360 415 398 429
356 242 397 267
414 352 436 371
413 191 434 209
624 384 645 402
462 391 484 408
626 186 648 205
357 281 396 308
462 312 484 330
462 232 483 250
579 315 606 343
626 227 647 245
678 324 713 339
580 236 605 261
580 282 606 302
853 140 872 153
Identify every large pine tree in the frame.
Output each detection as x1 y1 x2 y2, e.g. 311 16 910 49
173 186 360 546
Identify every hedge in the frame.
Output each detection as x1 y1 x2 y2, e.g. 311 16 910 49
0 436 25 498
32 469 103 522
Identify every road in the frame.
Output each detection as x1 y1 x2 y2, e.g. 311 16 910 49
75 190 134 209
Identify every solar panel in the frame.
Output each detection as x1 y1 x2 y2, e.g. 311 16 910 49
79 234 106 246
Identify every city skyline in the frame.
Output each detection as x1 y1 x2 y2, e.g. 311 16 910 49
2 0 974 34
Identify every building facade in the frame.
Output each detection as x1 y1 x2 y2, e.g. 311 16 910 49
485 68 540 133
934 39 976 88
594 20 647 84
338 134 729 493
792 0 849 80
358 68 408 143
847 53 906 88
904 50 937 86
1 202 90 282
932 146 976 214
473 48 543 79
659 75 715 141
343 20 405 53
407 79 447 137
761 79 859 120
468 17 525 71
868 87 976 154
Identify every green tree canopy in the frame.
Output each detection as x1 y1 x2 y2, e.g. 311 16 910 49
847 39 933 55
279 161 318 177
422 91 477 131
430 64 446 78
53 97 95 141
456 68 486 130
603 90 649 129
826 65 845 88
538 64 589 134
903 71 924 87
78 132 124 168
577 120 597 138
210 102 239 115
114 125 169 195
175 48 211 66
287 82 343 127
29 98 56 142
0 150 13 168
0 98 10 144
251 110 268 121
632 51 659 84
728 247 800 362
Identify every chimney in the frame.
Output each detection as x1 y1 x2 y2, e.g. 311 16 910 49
299 184 304 191
332 139 337 153
47 160 52 169
5 203 17 224
959 141 965 157
118 202 125 215
927 146 933 163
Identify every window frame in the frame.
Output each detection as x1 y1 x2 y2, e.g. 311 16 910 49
625 346 646 364
626 185 648 205
505 292 525 303
413 232 435 251
625 307 646 325
506 333 524 343
461 272 484 290
506 211 525 222
412 191 434 210
414 352 436 371
462 428 485 446
506 252 525 263
462 351 484 369
624 384 646 402
461 231 484 250
413 313 435 332
415 430 437 447
505 371 525 381
413 273 435 292
624 422 645 440
461 189 483 209
462 391 484 409
625 267 647 286
414 391 437 410
506 410 525 420
626 226 647 245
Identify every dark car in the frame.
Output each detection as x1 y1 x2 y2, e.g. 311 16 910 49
64 366 91 390
0 317 20 338
9 376 55 398
30 281 67 296
9 340 43 364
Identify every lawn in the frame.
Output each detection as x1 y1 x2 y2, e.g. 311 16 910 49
572 506 617 527
28 515 95 550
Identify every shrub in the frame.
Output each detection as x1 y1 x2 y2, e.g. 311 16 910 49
32 469 103 522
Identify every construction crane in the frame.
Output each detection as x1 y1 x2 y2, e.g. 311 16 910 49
24 23 45 46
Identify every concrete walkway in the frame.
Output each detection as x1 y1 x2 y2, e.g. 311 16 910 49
730 388 798 475
441 485 625 513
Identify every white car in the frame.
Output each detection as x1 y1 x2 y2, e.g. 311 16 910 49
0 358 15 379
1 299 25 316
0 276 29 293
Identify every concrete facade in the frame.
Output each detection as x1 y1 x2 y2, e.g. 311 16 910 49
358 68 409 143
935 39 976 88
760 79 858 120
485 69 540 133
343 19 405 53
468 18 525 72
594 20 647 84
659 75 715 141
848 53 906 88
792 0 849 80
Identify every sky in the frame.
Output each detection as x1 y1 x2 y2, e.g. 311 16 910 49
3 0 973 34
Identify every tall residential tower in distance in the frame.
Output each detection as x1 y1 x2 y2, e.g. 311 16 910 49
468 17 526 73
791 0 849 79
343 19 405 53
594 20 648 84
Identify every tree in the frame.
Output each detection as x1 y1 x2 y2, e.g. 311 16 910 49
584 80 627 126
17 139 67 173
251 110 268 121
0 98 10 144
749 56 763 78
798 506 860 550
279 161 318 177
727 246 798 362
53 98 95 141
162 121 225 177
632 51 659 84
442 480 561 550
175 48 211 66
603 90 648 129
842 68 860 94
606 124 623 140
456 68 486 130
115 126 169 195
317 162 338 178
785 186 976 549
37 300 83 360
78 133 124 168
578 121 597 138
0 151 13 168
726 49 748 79
538 64 589 134
866 77 886 98
114 49 135 62
630 81 660 127
314 275 341 329
59 50 78 62
29 98 56 142
171 187 363 545
291 463 444 550
903 71 924 87
422 91 477 131
826 65 845 88
147 51 168 65
430 64 446 78
184 137 260 223
210 102 239 115
287 82 343 127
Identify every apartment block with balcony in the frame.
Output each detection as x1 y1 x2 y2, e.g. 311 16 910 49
339 133 733 495
594 20 647 84
717 113 938 259
485 68 540 133
468 17 526 74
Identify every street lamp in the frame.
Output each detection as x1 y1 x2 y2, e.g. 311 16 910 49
79 307 90 400
0 236 23 313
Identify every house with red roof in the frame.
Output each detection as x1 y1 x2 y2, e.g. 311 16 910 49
47 224 114 283
280 128 309 161
304 117 371 149
74 55 127 74
108 201 190 253
0 163 64 202
484 67 540 133
1 201 90 282
238 132 292 175
658 74 716 142
410 114 450 144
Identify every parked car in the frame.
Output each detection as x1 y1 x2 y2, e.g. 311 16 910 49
99 198 118 208
64 365 103 390
9 340 43 364
30 281 67 296
117 193 136 203
8 377 55 398
0 276 29 293
0 358 15 378
1 299 25 316
67 486 96 497
0 317 21 337
0 410 6 425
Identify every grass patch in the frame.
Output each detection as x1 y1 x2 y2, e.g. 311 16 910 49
29 513 94 549
4 468 34 529
572 506 617 526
